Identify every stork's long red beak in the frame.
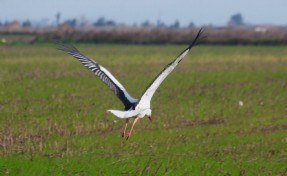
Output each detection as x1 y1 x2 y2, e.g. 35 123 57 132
148 116 152 123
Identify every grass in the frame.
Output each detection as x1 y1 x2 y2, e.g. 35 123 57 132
0 44 287 175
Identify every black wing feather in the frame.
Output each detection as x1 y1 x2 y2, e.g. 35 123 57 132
56 43 135 109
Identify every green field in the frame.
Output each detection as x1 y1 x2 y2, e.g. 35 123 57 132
0 44 287 175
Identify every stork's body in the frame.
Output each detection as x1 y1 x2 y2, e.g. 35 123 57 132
57 28 204 139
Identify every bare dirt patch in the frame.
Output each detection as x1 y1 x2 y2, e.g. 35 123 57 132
176 118 225 128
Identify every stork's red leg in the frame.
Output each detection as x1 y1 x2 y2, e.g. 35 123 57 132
126 117 140 140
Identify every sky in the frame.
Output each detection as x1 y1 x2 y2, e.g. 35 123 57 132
1 0 287 26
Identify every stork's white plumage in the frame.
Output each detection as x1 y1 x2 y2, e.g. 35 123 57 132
57 28 204 139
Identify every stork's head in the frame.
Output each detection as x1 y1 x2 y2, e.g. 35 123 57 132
146 109 152 123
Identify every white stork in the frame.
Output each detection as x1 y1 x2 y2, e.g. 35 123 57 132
57 28 204 139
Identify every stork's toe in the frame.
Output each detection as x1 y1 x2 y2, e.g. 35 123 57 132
125 133 130 140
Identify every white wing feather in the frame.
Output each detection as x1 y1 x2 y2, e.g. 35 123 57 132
136 50 189 109
107 109 143 118
136 28 204 110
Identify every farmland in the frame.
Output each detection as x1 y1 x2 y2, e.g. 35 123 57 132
0 44 287 175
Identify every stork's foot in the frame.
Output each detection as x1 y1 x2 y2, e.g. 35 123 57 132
121 132 130 140
125 133 131 140
123 116 139 140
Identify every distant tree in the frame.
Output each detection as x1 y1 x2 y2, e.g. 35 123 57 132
56 12 61 26
156 19 161 27
105 20 116 26
93 17 116 27
22 20 32 27
188 22 195 28
170 20 180 29
0 21 2 27
65 18 77 27
228 13 244 26
142 20 152 27
94 17 105 27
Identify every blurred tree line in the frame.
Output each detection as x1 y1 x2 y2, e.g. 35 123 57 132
0 13 248 29
1 13 287 45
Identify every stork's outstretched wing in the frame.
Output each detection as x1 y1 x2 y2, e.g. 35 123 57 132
136 28 204 109
57 44 137 109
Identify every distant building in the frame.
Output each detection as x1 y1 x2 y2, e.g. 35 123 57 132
6 20 21 30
